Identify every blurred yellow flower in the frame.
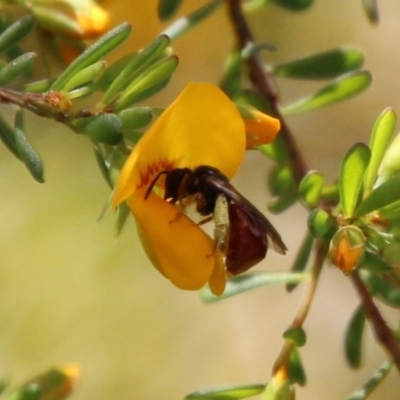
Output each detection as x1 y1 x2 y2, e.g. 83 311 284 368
26 0 110 39
114 82 280 294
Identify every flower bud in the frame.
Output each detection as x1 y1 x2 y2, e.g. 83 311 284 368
330 226 365 274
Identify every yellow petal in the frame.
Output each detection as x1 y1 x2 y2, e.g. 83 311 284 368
208 251 227 296
244 109 281 148
129 188 215 290
114 82 246 206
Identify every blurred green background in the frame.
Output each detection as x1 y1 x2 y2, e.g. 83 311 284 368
0 1 400 399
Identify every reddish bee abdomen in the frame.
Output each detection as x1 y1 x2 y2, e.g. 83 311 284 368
226 203 268 275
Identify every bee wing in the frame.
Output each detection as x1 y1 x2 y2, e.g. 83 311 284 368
204 176 287 255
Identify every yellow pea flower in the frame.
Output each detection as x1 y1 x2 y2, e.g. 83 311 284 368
114 82 280 294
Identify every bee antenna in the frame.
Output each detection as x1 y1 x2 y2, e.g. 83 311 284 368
144 170 169 199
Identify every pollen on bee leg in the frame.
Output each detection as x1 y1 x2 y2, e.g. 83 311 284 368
213 194 230 254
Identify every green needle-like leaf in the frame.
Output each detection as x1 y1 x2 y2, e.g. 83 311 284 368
201 272 310 303
347 360 392 400
102 35 170 106
0 15 35 53
94 53 137 92
268 165 296 196
268 193 299 214
345 304 366 369
364 108 397 194
0 114 19 158
307 208 332 238
75 114 123 145
115 203 131 237
298 170 324 207
93 145 112 188
63 61 106 92
272 47 364 80
185 383 265 399
115 55 178 110
118 107 153 130
158 0 184 21
339 143 370 218
15 128 44 183
51 22 132 91
260 135 290 163
282 71 372 114
0 52 36 85
354 174 400 217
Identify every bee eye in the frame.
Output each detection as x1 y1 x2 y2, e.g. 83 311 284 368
164 169 191 200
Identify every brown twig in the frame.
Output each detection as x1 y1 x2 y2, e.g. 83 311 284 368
351 272 400 372
225 0 309 184
272 240 327 372
0 87 70 122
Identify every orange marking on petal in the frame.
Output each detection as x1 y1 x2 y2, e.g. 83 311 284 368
136 158 176 191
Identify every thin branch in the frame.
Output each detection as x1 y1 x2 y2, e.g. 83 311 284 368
351 272 400 372
225 0 309 184
272 240 327 372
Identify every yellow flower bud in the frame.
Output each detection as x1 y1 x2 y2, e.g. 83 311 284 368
330 226 365 274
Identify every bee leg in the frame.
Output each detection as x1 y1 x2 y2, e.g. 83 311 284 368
168 198 188 224
168 210 185 224
197 215 212 226
211 194 230 256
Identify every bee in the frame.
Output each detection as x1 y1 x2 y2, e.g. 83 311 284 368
145 165 287 275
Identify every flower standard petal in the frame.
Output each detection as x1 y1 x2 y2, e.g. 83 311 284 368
130 188 215 290
114 82 246 206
